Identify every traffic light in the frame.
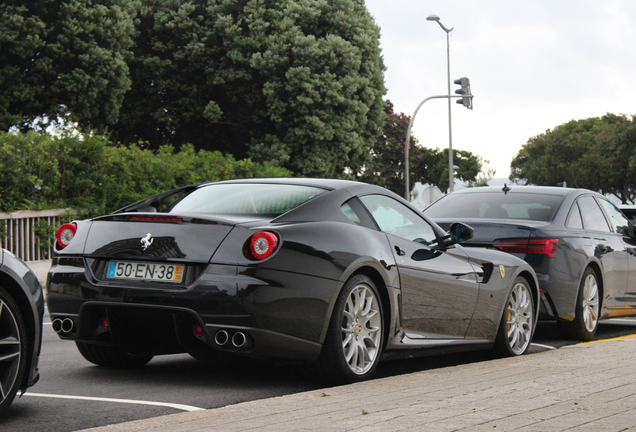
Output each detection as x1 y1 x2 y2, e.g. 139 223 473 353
454 77 472 109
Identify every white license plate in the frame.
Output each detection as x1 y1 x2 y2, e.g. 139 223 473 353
107 261 184 283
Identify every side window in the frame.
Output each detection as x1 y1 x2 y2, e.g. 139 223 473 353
577 196 610 232
566 203 583 229
339 198 377 230
598 199 633 236
359 195 437 244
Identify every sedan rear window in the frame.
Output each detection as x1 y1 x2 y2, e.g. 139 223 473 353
169 183 326 217
425 192 563 222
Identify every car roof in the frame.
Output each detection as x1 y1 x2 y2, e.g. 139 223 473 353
447 185 600 198
204 177 362 191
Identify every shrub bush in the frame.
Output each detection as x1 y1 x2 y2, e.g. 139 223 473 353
0 131 291 216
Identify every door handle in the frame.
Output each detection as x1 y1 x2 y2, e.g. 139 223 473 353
394 245 405 256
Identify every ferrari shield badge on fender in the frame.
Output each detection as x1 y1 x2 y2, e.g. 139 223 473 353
141 233 153 250
499 265 505 279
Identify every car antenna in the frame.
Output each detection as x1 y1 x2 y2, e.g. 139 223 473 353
502 183 511 195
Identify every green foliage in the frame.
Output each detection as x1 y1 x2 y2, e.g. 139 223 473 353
2 0 386 179
0 0 138 131
510 114 636 203
0 131 290 215
360 101 484 196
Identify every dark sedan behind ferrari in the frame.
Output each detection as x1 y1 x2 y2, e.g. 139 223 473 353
425 185 636 341
46 179 539 383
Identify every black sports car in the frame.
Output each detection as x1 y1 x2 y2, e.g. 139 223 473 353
425 185 636 341
46 179 538 383
0 248 44 415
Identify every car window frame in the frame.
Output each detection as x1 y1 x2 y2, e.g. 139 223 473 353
565 201 584 230
596 197 635 238
576 195 611 233
358 193 441 246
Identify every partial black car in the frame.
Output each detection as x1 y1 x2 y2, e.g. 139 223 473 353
46 179 539 383
0 249 44 415
425 185 636 341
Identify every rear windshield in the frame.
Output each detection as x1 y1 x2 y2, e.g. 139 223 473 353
425 192 564 222
169 183 326 217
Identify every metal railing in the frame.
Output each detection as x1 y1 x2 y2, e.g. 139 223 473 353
0 209 71 262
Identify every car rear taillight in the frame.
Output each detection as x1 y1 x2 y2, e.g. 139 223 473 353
248 231 279 260
494 238 559 258
56 223 77 249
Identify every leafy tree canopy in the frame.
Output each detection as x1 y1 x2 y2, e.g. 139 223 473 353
2 0 385 178
360 100 484 196
0 0 137 131
510 113 636 203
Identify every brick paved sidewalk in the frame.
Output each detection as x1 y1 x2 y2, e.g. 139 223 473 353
80 335 636 432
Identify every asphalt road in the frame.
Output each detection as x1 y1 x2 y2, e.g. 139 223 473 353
2 314 636 432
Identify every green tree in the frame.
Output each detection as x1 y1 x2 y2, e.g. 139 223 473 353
360 100 484 196
0 0 137 131
510 114 636 203
109 0 386 178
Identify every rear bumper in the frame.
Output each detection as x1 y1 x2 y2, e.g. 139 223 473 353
45 257 339 361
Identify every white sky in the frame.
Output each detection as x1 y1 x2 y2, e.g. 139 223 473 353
365 0 636 179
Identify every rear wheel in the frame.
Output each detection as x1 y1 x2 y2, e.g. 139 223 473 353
558 267 600 341
315 274 384 384
495 277 534 356
0 286 28 416
75 342 153 367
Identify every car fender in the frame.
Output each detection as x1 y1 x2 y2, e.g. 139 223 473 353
0 250 44 390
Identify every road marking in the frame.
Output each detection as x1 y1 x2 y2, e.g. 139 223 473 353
579 334 636 345
24 393 204 412
530 343 556 350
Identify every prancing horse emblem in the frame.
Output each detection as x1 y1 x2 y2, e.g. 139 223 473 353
141 233 153 250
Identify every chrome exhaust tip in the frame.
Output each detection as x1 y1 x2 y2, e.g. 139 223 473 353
232 332 246 348
214 330 229 346
61 318 74 333
52 318 63 333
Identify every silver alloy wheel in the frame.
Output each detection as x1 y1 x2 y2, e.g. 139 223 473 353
505 281 533 355
0 298 21 405
340 283 382 375
582 273 600 333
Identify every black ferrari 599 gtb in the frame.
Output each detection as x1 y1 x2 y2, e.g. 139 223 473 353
46 179 538 383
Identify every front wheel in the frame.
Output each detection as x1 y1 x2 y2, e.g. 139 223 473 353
558 267 600 341
75 342 154 367
0 287 28 416
315 274 384 384
495 276 534 356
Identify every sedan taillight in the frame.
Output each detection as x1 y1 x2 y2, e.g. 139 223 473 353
494 238 559 258
247 231 279 260
56 223 77 249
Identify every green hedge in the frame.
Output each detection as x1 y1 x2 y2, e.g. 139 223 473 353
0 131 291 217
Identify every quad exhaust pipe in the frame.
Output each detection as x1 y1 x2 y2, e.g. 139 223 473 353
214 329 249 349
52 318 74 334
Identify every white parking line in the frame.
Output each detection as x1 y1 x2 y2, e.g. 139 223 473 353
530 343 556 350
24 393 204 412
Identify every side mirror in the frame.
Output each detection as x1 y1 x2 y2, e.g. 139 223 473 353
448 222 474 244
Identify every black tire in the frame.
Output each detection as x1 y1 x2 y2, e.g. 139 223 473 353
558 267 600 341
495 276 534 357
0 286 28 416
315 274 384 384
75 341 154 367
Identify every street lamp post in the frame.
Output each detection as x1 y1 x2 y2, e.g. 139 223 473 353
427 14 455 192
